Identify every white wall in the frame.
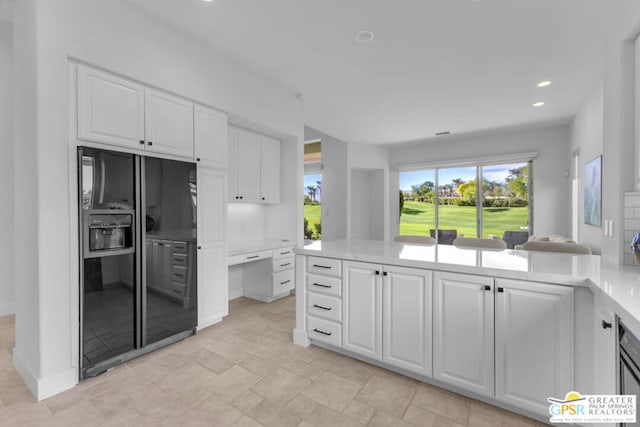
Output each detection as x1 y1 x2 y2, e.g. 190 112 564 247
570 84 604 254
0 22 14 316
304 127 348 242
350 169 385 240
389 124 572 238
13 0 303 399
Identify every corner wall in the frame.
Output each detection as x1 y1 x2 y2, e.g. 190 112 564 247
0 22 14 316
570 84 604 254
388 124 572 238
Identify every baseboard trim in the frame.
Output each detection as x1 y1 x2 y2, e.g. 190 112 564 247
0 302 15 316
13 348 77 400
293 329 309 347
228 288 244 301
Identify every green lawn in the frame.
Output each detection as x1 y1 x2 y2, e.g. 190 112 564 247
304 204 321 238
400 200 528 238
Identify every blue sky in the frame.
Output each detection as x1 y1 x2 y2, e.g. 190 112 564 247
399 163 526 191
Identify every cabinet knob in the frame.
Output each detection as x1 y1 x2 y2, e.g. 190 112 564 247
197 246 202 250
235 196 239 199
497 287 504 293
382 271 388 276
139 140 145 145
196 158 201 162
262 197 265 200
602 320 612 329
240 196 243 200
375 270 380 275
484 285 491 291
148 141 153 146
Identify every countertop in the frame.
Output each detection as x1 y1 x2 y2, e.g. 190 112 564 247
296 239 640 332
228 239 295 257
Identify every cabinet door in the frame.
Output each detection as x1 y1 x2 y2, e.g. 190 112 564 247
383 266 432 376
494 279 573 415
433 272 494 397
77 65 145 148
197 168 228 326
144 88 194 158
594 296 616 397
227 126 240 200
260 136 280 203
236 128 261 202
342 261 382 360
195 105 227 170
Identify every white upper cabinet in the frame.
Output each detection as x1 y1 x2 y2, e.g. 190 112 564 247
494 279 573 415
77 65 145 149
383 265 432 377
236 129 262 202
342 261 382 360
77 65 225 161
227 125 281 203
194 105 227 170
260 136 281 203
433 272 494 397
144 89 194 158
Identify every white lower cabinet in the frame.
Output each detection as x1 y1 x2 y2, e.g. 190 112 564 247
383 265 432 377
342 261 382 360
433 272 494 397
494 279 574 415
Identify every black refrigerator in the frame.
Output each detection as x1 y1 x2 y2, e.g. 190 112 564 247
78 146 198 378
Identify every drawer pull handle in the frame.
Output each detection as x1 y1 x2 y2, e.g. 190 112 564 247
280 280 291 285
313 304 332 311
247 255 260 259
602 320 612 329
280 251 291 255
313 264 331 269
280 263 291 267
312 283 331 288
313 328 332 336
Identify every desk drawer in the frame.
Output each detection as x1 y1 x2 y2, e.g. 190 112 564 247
173 241 188 254
273 256 295 273
228 250 271 266
172 266 187 284
273 247 295 260
170 283 186 297
307 256 341 277
307 316 341 347
307 273 341 297
307 292 341 322
272 269 295 295
173 253 187 268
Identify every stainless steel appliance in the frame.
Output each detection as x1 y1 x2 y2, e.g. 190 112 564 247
620 320 640 427
78 147 198 378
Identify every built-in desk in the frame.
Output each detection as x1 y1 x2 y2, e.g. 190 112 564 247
228 240 295 302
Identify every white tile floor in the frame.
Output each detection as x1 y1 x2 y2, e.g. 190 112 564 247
0 296 546 426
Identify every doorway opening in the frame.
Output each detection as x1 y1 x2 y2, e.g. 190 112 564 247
304 141 322 244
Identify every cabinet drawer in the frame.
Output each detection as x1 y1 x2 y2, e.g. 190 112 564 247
228 250 271 266
307 273 341 297
307 256 341 277
307 316 341 347
307 293 342 323
272 269 295 295
273 256 295 273
173 241 188 253
173 253 187 268
172 266 187 284
273 247 294 260
170 283 186 297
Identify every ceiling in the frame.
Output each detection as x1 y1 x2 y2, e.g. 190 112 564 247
129 0 605 145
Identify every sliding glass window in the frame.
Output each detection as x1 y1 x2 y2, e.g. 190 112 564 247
399 161 531 245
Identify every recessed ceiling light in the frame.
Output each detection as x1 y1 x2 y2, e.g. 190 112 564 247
355 30 375 44
533 102 545 107
296 93 308 101
537 80 552 87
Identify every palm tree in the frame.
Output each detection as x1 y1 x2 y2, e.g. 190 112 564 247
306 185 317 202
451 178 465 196
315 180 321 201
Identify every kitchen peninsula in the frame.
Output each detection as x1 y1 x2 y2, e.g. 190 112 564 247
293 239 630 422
